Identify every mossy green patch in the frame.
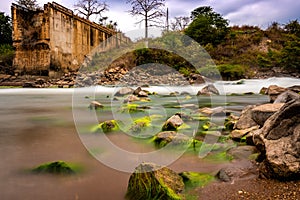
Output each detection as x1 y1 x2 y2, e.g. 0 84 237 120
121 103 144 113
204 151 234 162
179 171 215 189
91 120 119 133
32 161 82 175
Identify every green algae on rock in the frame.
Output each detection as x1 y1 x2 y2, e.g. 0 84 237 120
126 163 184 200
179 171 215 189
32 161 79 174
92 120 119 133
153 131 191 148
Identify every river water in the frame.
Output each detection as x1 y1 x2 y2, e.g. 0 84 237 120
0 77 299 199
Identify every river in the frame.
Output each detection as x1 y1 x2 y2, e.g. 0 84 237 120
0 77 299 199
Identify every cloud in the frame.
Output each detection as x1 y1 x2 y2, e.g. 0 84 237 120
1 0 299 31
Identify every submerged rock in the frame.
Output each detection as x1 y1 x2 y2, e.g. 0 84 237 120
126 163 184 200
254 99 300 180
32 161 76 174
154 131 191 147
89 100 104 109
99 120 119 133
179 171 214 188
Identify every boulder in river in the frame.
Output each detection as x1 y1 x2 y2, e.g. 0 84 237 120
253 99 300 180
32 161 76 174
115 87 134 96
126 162 184 200
265 85 287 102
162 114 184 131
251 103 284 126
197 84 219 95
89 101 104 109
274 90 300 103
234 105 258 130
154 131 191 147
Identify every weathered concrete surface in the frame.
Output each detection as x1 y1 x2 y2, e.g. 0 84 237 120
12 2 128 75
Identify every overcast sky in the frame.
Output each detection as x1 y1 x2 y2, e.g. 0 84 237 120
1 0 300 32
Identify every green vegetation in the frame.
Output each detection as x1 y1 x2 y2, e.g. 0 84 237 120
179 171 215 189
32 161 82 174
0 13 14 73
185 6 229 46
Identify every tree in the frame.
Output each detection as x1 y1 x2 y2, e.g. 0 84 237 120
74 0 108 20
284 20 300 37
170 16 190 31
15 0 38 10
126 0 166 39
185 6 229 46
0 12 12 45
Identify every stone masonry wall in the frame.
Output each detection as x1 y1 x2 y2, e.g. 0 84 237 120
12 2 127 76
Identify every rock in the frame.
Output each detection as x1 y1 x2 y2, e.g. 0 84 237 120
23 82 36 88
162 114 184 131
230 126 260 140
89 101 104 109
133 87 148 97
287 85 300 93
253 99 300 180
234 105 258 130
137 90 148 97
126 163 184 200
98 120 119 133
224 114 239 131
197 84 219 95
196 107 225 116
227 145 259 160
265 85 287 102
189 73 205 84
216 168 232 182
259 87 268 94
115 87 134 96
32 161 76 174
251 103 284 126
179 172 214 187
123 95 140 103
274 90 300 103
154 131 191 147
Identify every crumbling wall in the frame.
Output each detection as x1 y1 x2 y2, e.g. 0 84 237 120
12 2 125 76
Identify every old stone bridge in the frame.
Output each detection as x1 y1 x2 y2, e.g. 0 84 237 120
12 2 129 77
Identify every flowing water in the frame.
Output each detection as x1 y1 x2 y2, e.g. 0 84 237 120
0 77 299 199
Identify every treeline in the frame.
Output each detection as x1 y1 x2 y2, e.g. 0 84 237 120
135 6 300 80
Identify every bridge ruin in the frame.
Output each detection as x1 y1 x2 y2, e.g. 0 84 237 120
11 2 128 77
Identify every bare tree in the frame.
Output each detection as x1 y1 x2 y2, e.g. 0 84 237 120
15 0 39 10
170 16 190 31
126 0 166 39
74 0 108 20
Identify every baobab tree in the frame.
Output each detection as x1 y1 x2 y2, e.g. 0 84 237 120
74 0 108 20
126 0 166 39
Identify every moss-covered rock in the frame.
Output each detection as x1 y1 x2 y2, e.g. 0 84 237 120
99 120 119 133
153 131 191 148
126 163 184 200
32 161 77 174
179 171 215 189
